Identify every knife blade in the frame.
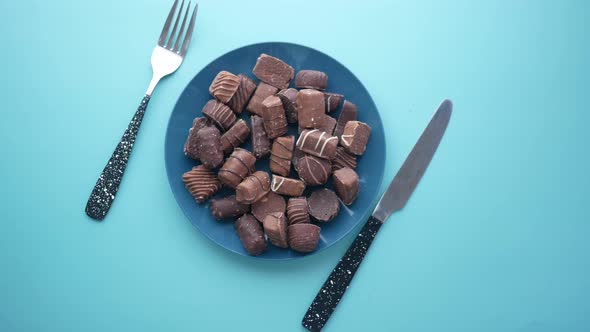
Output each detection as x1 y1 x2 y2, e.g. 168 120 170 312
302 99 452 331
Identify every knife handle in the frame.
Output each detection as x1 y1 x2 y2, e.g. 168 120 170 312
302 216 383 331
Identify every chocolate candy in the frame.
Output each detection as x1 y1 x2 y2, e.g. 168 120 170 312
235 214 267 256
252 53 294 89
295 70 328 90
261 96 288 139
297 155 331 186
227 74 256 114
247 82 279 116
341 121 372 155
291 148 305 171
332 146 357 171
182 165 222 203
210 195 250 220
218 148 256 188
333 167 359 205
271 175 305 197
184 117 212 160
287 197 310 225
195 126 224 169
220 119 250 154
296 89 325 129
308 188 340 222
270 135 295 177
277 88 299 123
324 92 343 113
288 223 321 253
251 191 286 223
263 212 289 248
333 100 358 138
209 71 240 103
318 115 337 134
296 129 338 160
202 99 237 131
236 171 270 204
251 115 271 159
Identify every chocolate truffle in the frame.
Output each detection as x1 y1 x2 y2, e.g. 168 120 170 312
209 71 240 103
247 82 279 116
251 191 286 223
182 165 222 203
277 88 299 123
341 121 372 155
263 212 289 248
318 115 337 134
202 99 237 131
236 171 270 204
332 146 357 171
210 195 250 220
251 115 271 159
218 148 256 188
332 167 359 205
194 126 224 169
333 100 358 138
308 188 340 222
288 223 321 253
252 53 294 89
287 197 310 225
324 92 343 113
270 136 295 177
296 89 325 129
295 70 328 90
296 155 331 186
261 96 288 139
227 74 256 114
235 214 267 256
184 117 212 160
296 129 338 160
220 119 250 155
271 175 306 197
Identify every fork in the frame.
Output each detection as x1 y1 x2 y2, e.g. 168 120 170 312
85 0 198 221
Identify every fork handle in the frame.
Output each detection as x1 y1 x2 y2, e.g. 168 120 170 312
85 95 151 220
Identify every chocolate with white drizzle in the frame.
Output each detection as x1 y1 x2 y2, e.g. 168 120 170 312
296 129 338 160
271 175 305 197
324 92 343 113
218 148 256 188
341 121 372 156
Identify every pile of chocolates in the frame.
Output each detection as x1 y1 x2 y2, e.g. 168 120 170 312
182 54 371 256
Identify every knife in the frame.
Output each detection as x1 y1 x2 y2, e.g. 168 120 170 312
301 99 453 331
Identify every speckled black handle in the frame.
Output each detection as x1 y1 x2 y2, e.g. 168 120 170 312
302 216 383 331
85 95 151 221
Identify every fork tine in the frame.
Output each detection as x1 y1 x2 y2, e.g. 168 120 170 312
158 0 179 47
179 3 198 57
172 1 191 52
165 0 185 49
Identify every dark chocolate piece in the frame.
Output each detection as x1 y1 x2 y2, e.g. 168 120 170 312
227 74 256 114
288 223 321 253
263 212 289 248
195 126 224 169
341 121 372 155
220 119 250 155
235 214 267 256
295 70 328 90
308 188 340 222
297 89 325 129
251 191 286 223
333 100 358 138
277 88 299 123
332 167 359 205
332 146 357 171
218 148 256 188
270 136 295 177
324 92 343 113
296 129 338 160
210 195 250 220
296 155 331 186
287 197 310 225
202 99 237 131
209 71 240 103
261 96 288 139
236 171 270 204
251 115 271 159
184 117 212 160
247 82 279 116
182 165 222 203
271 175 306 197
318 115 337 134
252 53 294 89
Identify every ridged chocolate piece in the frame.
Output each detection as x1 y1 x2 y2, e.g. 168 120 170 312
308 188 340 222
271 175 305 197
324 92 343 113
220 119 250 154
262 96 288 139
227 74 256 114
195 126 224 169
182 165 222 203
202 99 237 131
297 155 331 186
236 171 270 204
296 129 338 160
210 195 250 220
209 71 240 103
287 197 310 225
334 100 358 138
183 117 212 160
252 53 294 89
333 167 359 205
218 148 256 188
288 224 321 253
270 136 295 177
247 82 279 116
341 121 372 156
332 146 357 171
235 214 267 256
318 115 337 135
277 88 299 123
251 115 271 159
295 70 328 90
263 212 289 248
296 89 325 129
252 191 286 223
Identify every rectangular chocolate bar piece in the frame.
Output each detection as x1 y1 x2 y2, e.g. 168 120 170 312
296 89 325 129
247 82 279 116
252 54 295 89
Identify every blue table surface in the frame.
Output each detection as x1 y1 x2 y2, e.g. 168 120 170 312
1 1 588 331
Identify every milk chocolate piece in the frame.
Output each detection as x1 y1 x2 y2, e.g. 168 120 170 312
263 212 289 248
220 119 250 154
308 188 340 222
332 146 357 171
324 92 343 113
291 148 305 170
251 115 271 159
236 171 270 204
333 100 358 138
184 117 212 160
261 96 288 139
182 165 222 203
296 129 338 160
270 136 295 177
287 197 310 225
271 175 305 197
295 70 328 90
195 126 224 169
288 224 321 253
235 214 267 256
296 89 325 129
209 71 240 103
247 82 279 116
333 167 359 205
201 99 237 131
318 115 337 134
218 148 256 188
252 53 294 89
277 88 299 123
251 191 286 223
341 121 372 155
227 74 256 114
296 155 331 186
210 195 250 220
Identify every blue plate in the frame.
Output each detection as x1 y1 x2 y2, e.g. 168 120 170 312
165 42 385 260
